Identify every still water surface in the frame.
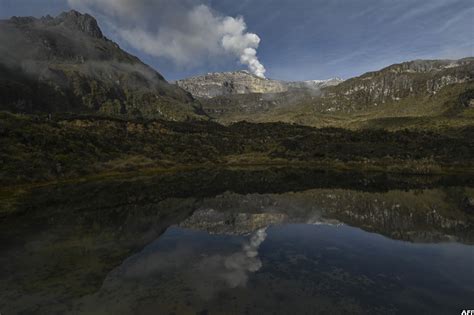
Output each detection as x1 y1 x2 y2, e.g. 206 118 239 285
0 169 473 314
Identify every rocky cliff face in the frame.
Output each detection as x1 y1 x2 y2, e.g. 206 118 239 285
176 70 288 98
56 10 104 38
176 71 347 120
287 78 344 90
320 58 474 113
176 70 344 98
0 11 204 120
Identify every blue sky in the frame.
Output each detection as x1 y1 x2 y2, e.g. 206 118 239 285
1 0 473 81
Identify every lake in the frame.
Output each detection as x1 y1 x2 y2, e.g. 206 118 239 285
1 168 473 314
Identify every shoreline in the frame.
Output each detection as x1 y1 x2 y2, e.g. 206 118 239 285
2 159 473 193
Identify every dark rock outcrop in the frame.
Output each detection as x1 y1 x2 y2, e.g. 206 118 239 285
56 10 104 38
0 11 204 120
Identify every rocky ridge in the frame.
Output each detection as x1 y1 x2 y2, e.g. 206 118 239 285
177 58 473 125
0 10 204 120
176 71 288 98
175 70 344 98
319 58 474 113
286 78 344 90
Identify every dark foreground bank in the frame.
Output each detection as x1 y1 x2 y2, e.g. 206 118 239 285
1 112 473 185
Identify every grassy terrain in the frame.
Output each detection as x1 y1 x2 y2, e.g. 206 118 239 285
206 82 474 131
1 111 473 186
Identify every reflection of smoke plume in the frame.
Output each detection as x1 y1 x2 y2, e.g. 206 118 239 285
67 0 266 77
193 228 267 299
116 227 268 300
243 228 268 261
221 228 267 287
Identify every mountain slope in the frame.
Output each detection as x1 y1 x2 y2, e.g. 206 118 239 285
0 10 205 120
176 70 345 122
175 71 288 98
178 58 474 128
319 58 474 113
175 70 343 98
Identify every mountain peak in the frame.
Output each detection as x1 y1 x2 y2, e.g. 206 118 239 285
176 71 287 98
0 11 203 120
176 71 347 98
8 10 104 39
56 10 103 38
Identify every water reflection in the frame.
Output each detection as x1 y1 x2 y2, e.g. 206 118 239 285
71 224 474 315
117 227 267 300
0 168 473 314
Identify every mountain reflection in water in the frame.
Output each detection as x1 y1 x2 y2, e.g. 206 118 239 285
0 168 473 315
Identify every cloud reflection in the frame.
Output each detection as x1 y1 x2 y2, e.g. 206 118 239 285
116 227 268 300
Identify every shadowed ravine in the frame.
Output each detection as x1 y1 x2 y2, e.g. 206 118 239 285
0 168 473 314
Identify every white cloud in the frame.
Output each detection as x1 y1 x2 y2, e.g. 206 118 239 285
67 0 266 77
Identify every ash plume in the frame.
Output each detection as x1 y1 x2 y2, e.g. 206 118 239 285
67 0 267 78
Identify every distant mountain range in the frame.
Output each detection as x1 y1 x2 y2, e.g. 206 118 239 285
0 10 473 129
175 70 344 98
177 58 473 128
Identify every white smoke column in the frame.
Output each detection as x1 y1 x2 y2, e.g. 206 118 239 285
67 0 266 78
220 17 266 78
241 48 266 78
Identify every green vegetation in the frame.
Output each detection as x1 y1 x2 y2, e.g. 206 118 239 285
197 58 474 130
0 12 472 186
1 111 473 185
202 81 474 130
0 12 205 121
